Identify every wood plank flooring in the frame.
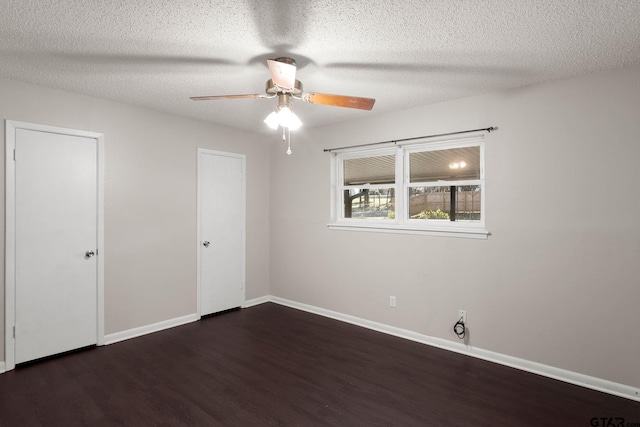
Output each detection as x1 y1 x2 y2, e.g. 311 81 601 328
0 303 639 426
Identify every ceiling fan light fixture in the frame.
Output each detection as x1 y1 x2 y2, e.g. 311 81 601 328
288 112 302 130
264 106 302 130
278 106 302 130
264 111 280 129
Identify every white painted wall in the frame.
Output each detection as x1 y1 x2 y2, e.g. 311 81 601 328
0 77 271 359
269 63 640 388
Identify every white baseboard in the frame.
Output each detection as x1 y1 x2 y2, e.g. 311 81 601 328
268 296 640 402
101 295 270 346
104 313 199 345
242 295 271 308
5 295 637 402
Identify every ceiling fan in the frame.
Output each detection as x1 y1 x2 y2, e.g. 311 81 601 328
190 57 375 154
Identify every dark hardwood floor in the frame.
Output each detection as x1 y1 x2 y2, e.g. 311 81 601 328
0 303 639 426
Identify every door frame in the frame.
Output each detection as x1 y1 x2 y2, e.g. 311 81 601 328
4 120 105 371
196 148 246 318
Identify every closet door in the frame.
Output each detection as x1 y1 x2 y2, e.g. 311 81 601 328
14 127 99 364
198 149 245 316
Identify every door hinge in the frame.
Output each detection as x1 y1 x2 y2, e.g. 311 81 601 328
13 149 16 161
13 325 16 338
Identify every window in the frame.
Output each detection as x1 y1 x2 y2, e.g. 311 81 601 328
342 151 396 220
330 135 488 238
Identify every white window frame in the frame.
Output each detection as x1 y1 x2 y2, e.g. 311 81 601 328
328 135 489 239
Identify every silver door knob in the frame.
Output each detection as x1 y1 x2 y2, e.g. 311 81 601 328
202 241 210 248
85 250 95 257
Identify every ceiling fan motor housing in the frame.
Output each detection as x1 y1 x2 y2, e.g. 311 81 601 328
266 79 303 97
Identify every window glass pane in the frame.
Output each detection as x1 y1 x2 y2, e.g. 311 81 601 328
409 147 480 182
408 185 481 222
344 188 395 219
344 154 395 185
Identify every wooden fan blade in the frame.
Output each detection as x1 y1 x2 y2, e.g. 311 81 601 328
302 93 375 110
190 94 269 101
267 59 297 89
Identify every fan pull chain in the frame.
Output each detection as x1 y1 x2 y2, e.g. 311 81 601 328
280 127 293 155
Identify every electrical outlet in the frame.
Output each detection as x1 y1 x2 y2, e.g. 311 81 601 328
458 310 467 324
389 296 396 307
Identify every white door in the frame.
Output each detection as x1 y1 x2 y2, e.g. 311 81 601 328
198 149 245 316
13 127 99 364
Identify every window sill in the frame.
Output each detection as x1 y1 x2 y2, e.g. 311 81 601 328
327 222 490 239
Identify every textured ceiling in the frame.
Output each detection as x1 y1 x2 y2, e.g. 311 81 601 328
1 0 639 133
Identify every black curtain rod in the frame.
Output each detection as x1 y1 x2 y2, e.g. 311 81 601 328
323 126 498 153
